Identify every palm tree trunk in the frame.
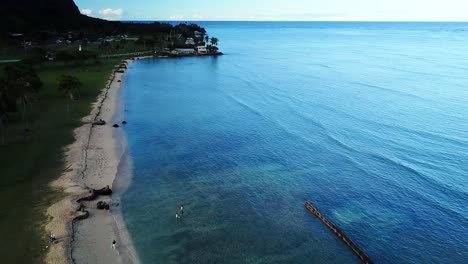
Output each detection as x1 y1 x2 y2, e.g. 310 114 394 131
22 99 25 122
22 99 29 129
0 118 5 145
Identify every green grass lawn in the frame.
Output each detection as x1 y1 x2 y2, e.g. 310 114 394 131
0 58 121 263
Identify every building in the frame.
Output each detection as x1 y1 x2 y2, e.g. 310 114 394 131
196 46 207 54
175 48 195 55
185 37 195 45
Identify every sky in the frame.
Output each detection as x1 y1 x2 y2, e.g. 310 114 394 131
74 0 468 21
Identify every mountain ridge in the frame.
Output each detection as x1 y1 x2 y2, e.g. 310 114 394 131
0 0 153 36
0 0 92 33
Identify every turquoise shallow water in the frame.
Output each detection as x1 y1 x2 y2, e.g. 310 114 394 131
121 22 468 263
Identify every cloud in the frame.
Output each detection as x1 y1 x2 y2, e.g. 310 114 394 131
192 14 203 20
167 14 208 21
98 8 123 20
168 14 185 20
81 9 92 16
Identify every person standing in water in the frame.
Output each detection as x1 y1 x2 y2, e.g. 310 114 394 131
180 205 184 215
176 213 180 219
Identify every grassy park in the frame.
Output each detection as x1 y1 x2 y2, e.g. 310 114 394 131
0 58 121 263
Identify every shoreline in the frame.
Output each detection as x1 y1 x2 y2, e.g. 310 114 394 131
44 57 149 264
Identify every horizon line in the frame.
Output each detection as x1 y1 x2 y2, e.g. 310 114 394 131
118 20 468 23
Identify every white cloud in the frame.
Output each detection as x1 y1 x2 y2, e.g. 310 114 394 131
98 8 123 20
168 14 185 20
81 9 92 16
192 14 203 20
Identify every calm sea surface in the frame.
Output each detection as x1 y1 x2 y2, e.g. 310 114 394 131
120 22 468 263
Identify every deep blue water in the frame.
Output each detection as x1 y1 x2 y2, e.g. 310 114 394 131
121 22 468 263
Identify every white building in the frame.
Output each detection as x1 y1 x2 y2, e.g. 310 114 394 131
185 37 195 45
196 46 207 54
175 48 195 55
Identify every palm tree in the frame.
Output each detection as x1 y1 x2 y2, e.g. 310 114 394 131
14 81 35 128
0 78 7 144
57 75 82 112
3 65 42 129
0 112 5 145
208 37 219 53
204 35 209 44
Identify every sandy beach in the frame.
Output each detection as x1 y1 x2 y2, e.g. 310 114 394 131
44 58 148 264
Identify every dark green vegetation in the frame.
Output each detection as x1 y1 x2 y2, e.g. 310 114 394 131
0 58 120 263
0 65 42 136
57 74 83 101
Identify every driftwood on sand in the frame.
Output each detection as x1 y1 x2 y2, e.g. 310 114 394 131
71 186 113 222
76 186 112 203
73 209 90 221
92 119 106 126
96 201 110 210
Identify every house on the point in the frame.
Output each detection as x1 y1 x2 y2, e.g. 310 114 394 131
196 46 207 54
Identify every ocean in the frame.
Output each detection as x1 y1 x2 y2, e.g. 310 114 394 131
120 22 468 263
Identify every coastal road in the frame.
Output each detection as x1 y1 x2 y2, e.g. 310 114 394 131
0 59 20 63
100 51 153 58
0 51 153 63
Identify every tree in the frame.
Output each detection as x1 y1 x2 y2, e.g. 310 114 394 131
210 37 219 46
0 78 7 144
14 81 34 128
3 65 42 129
0 109 5 144
204 35 209 44
57 75 82 113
